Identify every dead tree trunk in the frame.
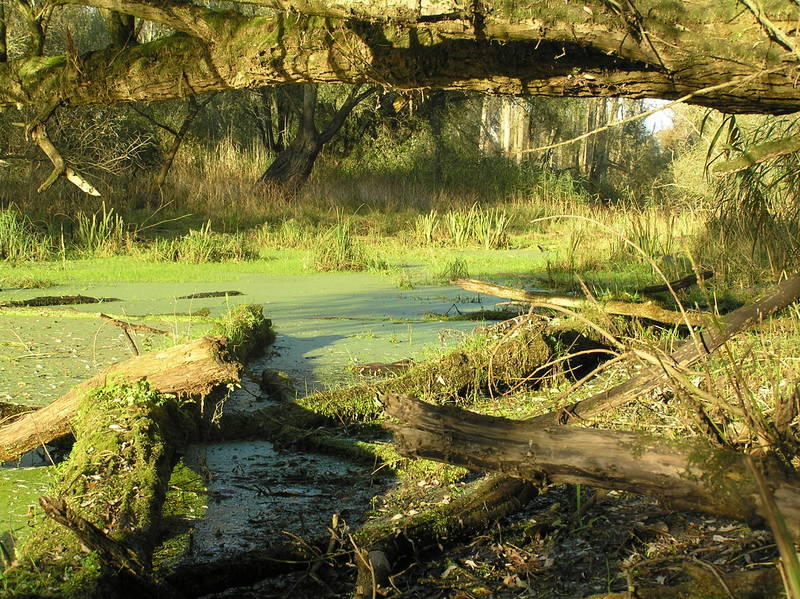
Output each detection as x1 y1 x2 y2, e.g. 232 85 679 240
0 336 241 462
455 278 707 326
382 394 800 537
257 84 376 191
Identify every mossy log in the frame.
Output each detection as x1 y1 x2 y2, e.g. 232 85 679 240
352 475 538 599
2 381 202 598
383 394 800 537
0 336 240 462
2 306 274 598
455 278 707 326
292 321 553 426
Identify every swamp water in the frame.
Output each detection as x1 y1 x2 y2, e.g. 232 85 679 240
1 271 495 566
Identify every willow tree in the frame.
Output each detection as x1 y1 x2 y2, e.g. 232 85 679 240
1 0 799 191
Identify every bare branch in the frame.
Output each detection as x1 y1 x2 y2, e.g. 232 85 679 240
30 124 101 196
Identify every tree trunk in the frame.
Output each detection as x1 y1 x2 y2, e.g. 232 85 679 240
0 336 241 462
455 277 707 326
99 9 136 46
382 394 800 536
0 2 7 63
257 86 323 190
155 94 214 188
258 83 376 190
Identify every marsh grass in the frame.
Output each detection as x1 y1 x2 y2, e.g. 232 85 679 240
147 220 257 263
310 215 387 272
255 218 317 250
435 257 469 282
0 207 52 262
74 202 126 257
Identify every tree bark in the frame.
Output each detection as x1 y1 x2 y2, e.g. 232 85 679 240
3 0 800 114
382 394 800 536
0 2 7 63
0 336 241 462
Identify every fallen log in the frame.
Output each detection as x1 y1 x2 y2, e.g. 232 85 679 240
639 270 714 295
531 271 800 426
352 475 538 599
382 394 800 537
286 319 553 427
0 294 120 307
0 336 240 463
3 306 274 598
3 380 198 598
455 278 706 327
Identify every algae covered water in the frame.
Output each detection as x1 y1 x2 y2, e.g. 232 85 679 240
0 268 494 559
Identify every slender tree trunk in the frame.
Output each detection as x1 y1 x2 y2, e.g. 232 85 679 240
15 0 45 56
155 94 213 188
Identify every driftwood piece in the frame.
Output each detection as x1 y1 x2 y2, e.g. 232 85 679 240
99 313 175 356
639 269 714 294
455 278 706 326
531 271 800 426
30 123 101 196
0 336 240 462
355 358 415 376
176 290 243 299
99 313 174 337
382 394 800 537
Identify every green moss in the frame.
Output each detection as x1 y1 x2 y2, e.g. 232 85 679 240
152 460 207 572
211 304 275 363
4 381 200 598
17 55 67 79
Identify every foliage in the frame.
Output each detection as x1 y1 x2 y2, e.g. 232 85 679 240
211 303 275 362
74 202 126 257
310 214 386 272
0 206 53 262
697 113 800 284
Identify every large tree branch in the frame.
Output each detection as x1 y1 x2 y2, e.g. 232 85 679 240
0 5 799 113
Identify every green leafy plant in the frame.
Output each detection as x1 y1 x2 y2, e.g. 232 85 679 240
74 202 126 256
0 206 52 262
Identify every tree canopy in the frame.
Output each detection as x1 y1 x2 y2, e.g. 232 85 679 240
1 0 799 114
